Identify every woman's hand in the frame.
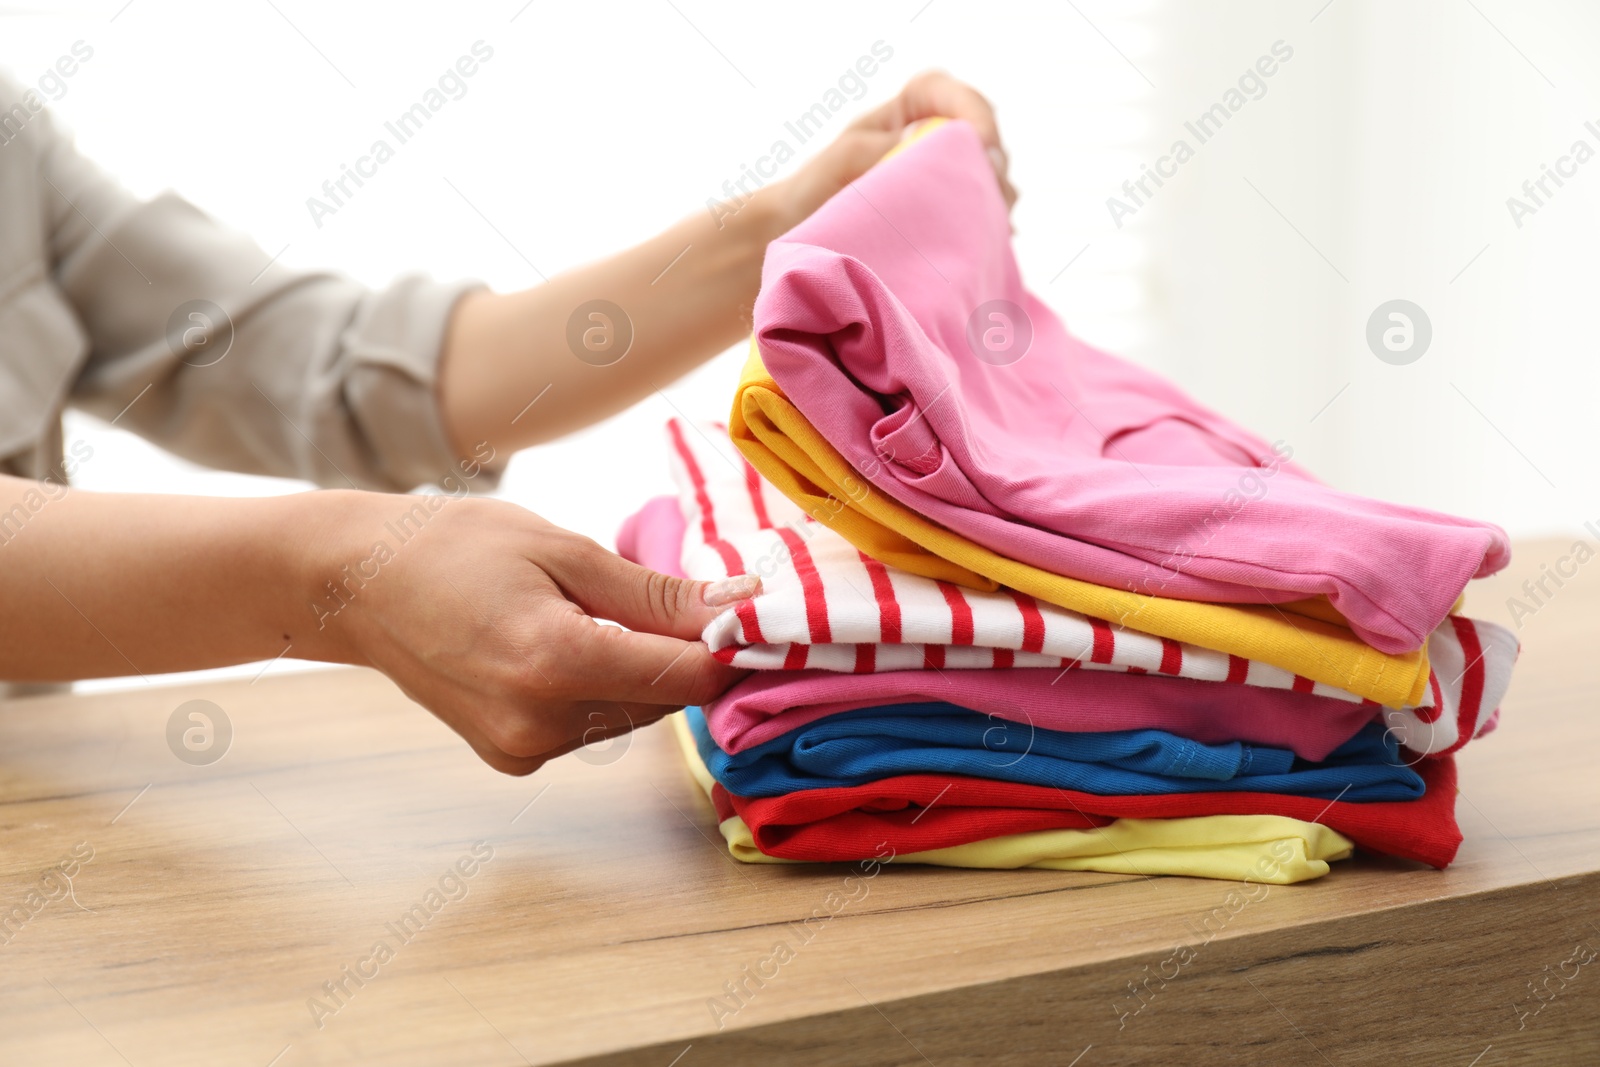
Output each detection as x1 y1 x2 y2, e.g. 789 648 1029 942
0 475 749 777
325 493 755 775
777 69 1017 225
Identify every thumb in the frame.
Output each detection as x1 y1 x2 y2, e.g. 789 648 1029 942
545 540 761 640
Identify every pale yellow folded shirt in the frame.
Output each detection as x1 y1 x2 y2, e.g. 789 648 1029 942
729 346 1431 708
671 714 1353 884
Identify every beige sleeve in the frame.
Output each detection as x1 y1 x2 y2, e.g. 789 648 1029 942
39 98 489 493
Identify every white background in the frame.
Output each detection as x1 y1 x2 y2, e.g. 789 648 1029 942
4 0 1594 690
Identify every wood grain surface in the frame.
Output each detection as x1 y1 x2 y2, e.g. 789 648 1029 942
1 539 1596 1065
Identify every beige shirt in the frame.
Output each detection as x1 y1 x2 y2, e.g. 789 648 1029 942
0 71 484 493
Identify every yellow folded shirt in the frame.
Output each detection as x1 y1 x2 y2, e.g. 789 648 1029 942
729 346 1430 708
671 714 1353 884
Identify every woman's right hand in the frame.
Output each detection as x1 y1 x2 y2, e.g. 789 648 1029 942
316 492 755 775
0 473 746 775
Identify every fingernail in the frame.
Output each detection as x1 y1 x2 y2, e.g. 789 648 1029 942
987 145 1008 175
703 574 762 607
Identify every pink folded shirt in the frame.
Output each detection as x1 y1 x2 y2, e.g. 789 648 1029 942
617 424 1517 758
751 119 1510 655
697 670 1374 763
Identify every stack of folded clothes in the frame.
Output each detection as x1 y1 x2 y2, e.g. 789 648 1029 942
616 119 1518 884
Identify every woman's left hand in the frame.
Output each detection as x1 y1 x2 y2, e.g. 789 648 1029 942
777 70 1017 225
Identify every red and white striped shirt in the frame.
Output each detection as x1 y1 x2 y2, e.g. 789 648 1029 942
664 419 1514 757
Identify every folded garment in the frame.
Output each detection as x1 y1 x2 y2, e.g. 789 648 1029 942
742 117 1509 655
685 706 1424 802
626 440 1517 749
670 714 1460 869
676 413 1424 708
617 496 1373 764
705 666 1375 762
671 715 1354 882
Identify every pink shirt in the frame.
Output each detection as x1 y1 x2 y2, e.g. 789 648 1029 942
751 119 1510 655
696 669 1373 762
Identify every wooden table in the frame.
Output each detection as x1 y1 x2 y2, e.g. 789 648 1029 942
2 539 1596 1066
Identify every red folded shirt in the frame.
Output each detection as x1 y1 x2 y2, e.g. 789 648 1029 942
710 754 1461 868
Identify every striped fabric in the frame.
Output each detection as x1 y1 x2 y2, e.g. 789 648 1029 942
665 419 1516 757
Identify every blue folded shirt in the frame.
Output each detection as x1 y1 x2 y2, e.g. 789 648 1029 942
685 702 1423 802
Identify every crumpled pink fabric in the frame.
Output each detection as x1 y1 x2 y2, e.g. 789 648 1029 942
751 118 1510 654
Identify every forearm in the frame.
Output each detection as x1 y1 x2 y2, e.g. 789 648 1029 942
436 182 794 459
0 476 365 681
